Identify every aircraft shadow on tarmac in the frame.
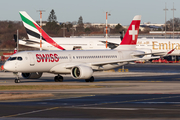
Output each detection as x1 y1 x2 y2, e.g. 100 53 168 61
1 63 180 83
3 74 179 83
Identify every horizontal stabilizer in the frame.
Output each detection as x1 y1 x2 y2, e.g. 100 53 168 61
100 41 119 49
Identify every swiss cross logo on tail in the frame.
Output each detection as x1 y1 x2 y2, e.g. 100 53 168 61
129 25 138 41
118 15 141 46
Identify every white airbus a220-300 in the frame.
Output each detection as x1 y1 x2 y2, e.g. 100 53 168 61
4 15 172 83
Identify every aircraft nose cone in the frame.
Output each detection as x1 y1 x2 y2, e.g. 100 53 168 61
4 62 14 71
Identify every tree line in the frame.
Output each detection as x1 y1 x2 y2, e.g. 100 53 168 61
43 9 125 36
0 9 179 49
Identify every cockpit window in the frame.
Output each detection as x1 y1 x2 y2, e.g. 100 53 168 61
7 57 11 61
7 57 17 61
7 57 23 61
17 57 23 61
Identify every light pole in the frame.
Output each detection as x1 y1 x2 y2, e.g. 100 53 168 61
105 12 111 48
70 27 76 37
37 10 45 51
171 2 176 39
61 23 67 37
163 3 168 39
17 30 18 52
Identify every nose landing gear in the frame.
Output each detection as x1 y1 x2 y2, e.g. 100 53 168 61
13 72 21 83
15 78 20 83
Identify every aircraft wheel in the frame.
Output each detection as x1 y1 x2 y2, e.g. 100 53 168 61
15 79 20 83
85 76 94 82
54 76 59 82
89 76 94 82
85 79 90 82
58 76 63 82
54 75 63 82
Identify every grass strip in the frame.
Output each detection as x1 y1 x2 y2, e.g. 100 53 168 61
0 93 54 100
0 85 103 91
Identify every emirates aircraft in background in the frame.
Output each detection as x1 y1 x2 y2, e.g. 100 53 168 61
136 38 180 56
19 11 179 56
18 11 120 50
5 15 173 83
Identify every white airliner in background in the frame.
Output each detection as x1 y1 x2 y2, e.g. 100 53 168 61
19 11 120 50
5 15 171 83
19 11 179 56
136 38 180 56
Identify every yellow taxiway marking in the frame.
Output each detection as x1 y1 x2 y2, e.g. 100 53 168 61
0 81 6 83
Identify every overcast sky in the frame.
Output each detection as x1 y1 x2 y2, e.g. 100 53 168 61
0 0 179 25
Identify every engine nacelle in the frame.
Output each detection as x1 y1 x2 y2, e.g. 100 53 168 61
22 72 43 79
71 66 93 79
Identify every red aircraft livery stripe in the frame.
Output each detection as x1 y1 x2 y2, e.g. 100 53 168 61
34 23 65 50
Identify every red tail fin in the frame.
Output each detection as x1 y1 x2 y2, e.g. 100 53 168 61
116 15 141 50
120 15 141 45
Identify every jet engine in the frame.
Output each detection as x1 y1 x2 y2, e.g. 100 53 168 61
71 66 93 79
22 72 43 79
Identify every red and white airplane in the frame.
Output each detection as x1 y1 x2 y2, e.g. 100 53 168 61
4 15 166 83
18 11 120 50
19 11 179 56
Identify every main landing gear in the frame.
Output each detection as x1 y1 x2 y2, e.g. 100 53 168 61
13 72 21 83
54 75 94 82
85 76 94 82
54 74 63 82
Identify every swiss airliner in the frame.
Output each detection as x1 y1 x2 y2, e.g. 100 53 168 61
5 15 172 83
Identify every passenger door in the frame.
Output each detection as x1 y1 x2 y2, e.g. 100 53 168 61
118 51 123 60
28 52 35 66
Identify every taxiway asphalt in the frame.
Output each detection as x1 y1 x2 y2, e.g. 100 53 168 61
0 63 180 119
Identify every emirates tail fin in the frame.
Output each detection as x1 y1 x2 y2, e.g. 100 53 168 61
19 11 65 50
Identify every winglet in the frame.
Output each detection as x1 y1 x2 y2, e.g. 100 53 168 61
167 46 176 55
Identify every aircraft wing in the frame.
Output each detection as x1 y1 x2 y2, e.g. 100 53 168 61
61 56 158 70
14 34 41 44
133 47 176 57
132 52 166 57
19 39 41 44
100 41 119 49
90 56 160 66
63 56 160 69
90 48 176 66
18 39 46 50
